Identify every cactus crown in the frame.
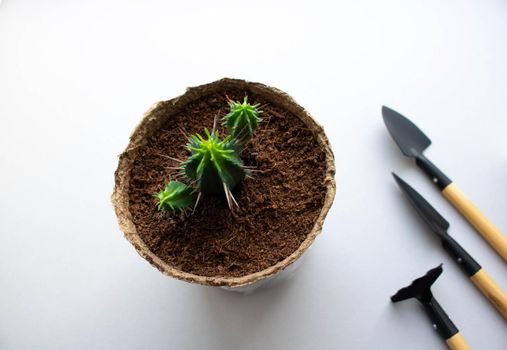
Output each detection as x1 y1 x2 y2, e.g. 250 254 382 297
183 128 245 196
223 96 262 144
153 180 196 211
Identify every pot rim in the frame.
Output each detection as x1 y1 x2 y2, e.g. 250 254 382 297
111 78 336 287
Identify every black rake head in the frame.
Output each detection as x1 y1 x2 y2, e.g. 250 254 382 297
391 264 443 304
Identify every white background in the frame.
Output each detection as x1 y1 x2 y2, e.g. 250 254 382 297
1 0 506 349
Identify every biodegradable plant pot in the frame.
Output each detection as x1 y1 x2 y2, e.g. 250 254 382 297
112 78 335 290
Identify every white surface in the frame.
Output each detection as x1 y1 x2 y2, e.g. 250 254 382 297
1 0 506 349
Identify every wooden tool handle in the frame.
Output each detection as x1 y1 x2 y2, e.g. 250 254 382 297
470 268 507 319
442 183 507 261
446 332 471 350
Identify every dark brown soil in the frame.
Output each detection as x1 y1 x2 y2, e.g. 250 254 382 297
128 89 327 277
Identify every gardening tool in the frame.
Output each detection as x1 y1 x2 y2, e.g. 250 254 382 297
391 265 471 350
382 106 507 261
392 173 507 319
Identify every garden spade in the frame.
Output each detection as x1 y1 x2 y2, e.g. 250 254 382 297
393 173 507 320
382 106 507 261
391 265 471 350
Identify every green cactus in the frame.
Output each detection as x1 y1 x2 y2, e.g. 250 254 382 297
154 96 261 212
182 128 245 201
223 96 262 144
153 179 196 211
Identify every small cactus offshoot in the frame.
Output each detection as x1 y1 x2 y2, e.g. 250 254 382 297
183 128 245 204
153 180 196 211
223 96 262 144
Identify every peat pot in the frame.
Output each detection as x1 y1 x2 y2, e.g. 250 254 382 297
112 78 335 291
